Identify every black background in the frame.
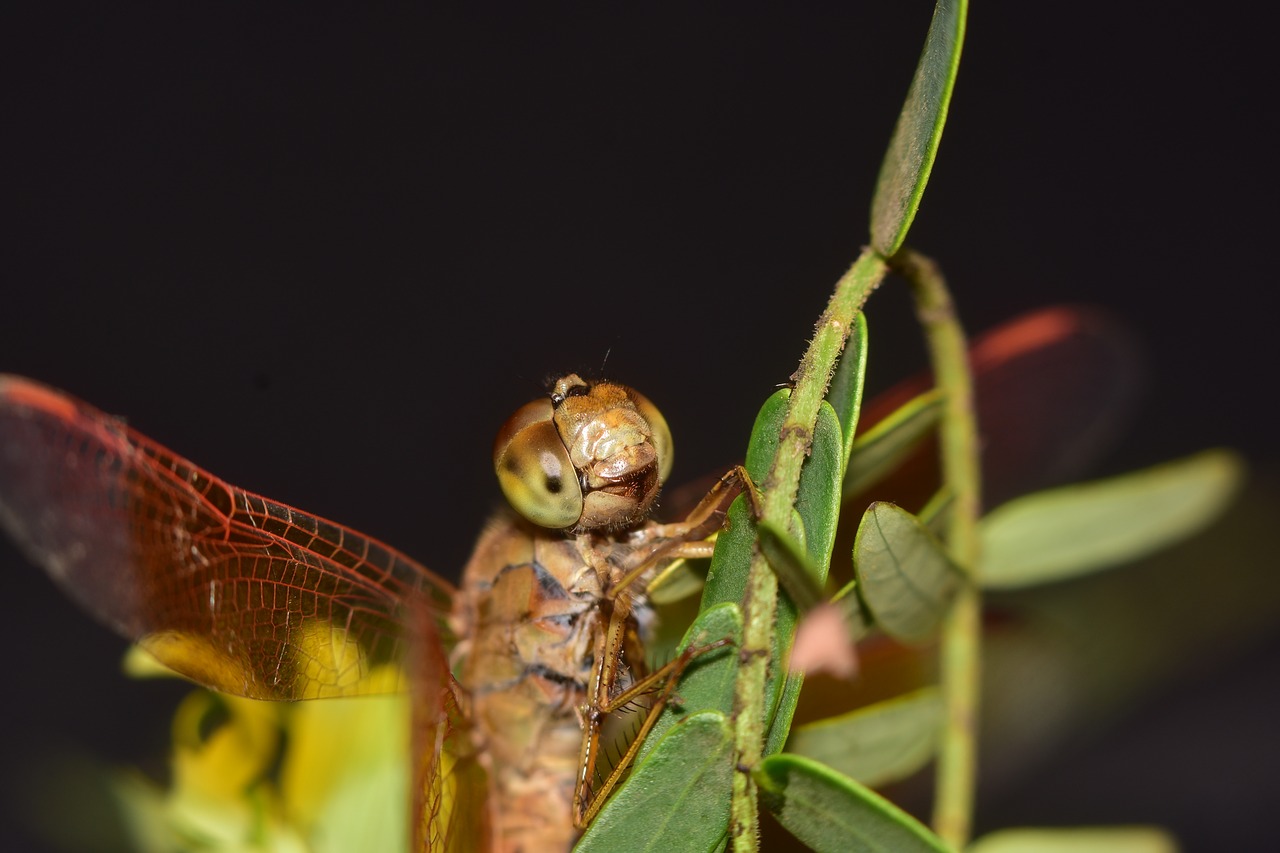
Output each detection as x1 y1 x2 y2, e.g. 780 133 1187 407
1 4 1276 851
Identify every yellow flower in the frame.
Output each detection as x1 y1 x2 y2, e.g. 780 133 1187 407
105 648 409 852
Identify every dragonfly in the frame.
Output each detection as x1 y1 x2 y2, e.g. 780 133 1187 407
0 304 1137 852
0 370 751 851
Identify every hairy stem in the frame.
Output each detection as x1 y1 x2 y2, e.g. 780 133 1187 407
730 248 887 850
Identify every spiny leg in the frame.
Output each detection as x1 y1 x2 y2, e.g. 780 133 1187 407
572 593 732 829
572 464 757 828
612 464 759 596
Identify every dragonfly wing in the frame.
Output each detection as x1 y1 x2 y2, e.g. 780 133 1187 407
0 375 457 700
407 592 491 852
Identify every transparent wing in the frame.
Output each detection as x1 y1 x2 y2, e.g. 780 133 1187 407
407 594 491 852
0 375 457 700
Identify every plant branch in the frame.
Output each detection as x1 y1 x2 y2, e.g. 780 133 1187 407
730 248 887 851
893 247 982 848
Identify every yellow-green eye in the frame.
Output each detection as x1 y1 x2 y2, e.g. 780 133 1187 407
628 389 673 484
493 399 584 529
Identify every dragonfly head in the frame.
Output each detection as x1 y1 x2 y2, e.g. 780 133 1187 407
493 374 673 532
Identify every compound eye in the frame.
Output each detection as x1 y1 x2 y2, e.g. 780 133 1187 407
628 389 674 484
493 399 584 529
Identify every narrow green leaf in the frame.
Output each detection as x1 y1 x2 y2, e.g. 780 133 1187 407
918 486 954 535
701 496 757 610
700 390 786 610
797 401 846 576
756 753 950 853
746 390 790 482
967 826 1178 853
701 387 854 805
854 502 962 644
759 520 824 612
869 0 968 255
763 674 804 759
844 390 943 500
765 401 846 752
732 393 843 575
647 557 706 605
830 580 872 641
788 688 942 788
827 312 870 477
980 449 1244 589
577 712 734 853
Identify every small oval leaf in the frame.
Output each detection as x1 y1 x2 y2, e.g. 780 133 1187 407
756 753 950 853
980 449 1244 589
967 826 1178 853
577 711 734 853
869 0 968 255
787 687 942 788
854 502 962 643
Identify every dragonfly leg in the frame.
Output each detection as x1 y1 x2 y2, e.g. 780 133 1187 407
611 464 758 595
572 592 732 829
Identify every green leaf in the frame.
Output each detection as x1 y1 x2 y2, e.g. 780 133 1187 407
827 312 870 477
765 401 846 752
869 0 968 255
700 390 785 610
830 580 872 641
641 603 743 762
705 389 846 741
756 753 950 853
918 486 954 535
788 688 942 788
759 520 824 612
854 502 962 643
746 390 790 483
980 449 1244 589
576 712 734 853
647 557 707 605
797 401 846 576
701 498 757 612
763 674 804 759
967 826 1178 853
844 390 943 500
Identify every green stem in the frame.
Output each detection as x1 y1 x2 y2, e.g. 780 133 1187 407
730 248 887 851
893 248 982 848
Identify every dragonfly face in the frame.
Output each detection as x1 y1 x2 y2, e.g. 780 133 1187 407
494 373 673 532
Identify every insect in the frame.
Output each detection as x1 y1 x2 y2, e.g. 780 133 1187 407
0 371 747 851
0 304 1137 851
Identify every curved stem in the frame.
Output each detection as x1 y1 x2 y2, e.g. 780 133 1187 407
892 247 982 848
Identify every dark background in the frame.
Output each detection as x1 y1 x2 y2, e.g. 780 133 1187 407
1 4 1275 851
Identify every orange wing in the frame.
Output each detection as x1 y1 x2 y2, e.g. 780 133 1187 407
0 374 457 701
